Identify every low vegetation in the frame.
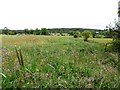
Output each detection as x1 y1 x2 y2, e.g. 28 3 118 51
2 35 119 88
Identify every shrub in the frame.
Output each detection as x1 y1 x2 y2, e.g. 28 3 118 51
60 33 64 36
95 34 105 38
73 34 78 38
106 21 120 53
103 30 112 38
82 30 92 41
7 31 17 35
112 39 120 52
68 31 74 36
41 29 48 35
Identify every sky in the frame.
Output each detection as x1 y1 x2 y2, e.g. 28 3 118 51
0 0 119 30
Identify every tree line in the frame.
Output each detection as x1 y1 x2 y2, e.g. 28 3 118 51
1 27 113 38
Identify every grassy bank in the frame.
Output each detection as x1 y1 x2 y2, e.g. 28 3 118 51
2 35 118 88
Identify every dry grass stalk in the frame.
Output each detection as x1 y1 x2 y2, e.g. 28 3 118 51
15 46 24 67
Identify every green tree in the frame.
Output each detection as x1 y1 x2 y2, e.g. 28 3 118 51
8 31 17 35
29 29 34 34
24 28 29 34
82 30 92 41
103 29 112 38
34 28 41 35
68 31 74 36
3 27 9 34
111 21 120 52
41 28 48 35
75 31 81 37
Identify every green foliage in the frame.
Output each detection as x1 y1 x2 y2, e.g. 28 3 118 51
75 31 81 37
24 28 29 34
29 29 34 34
103 30 112 38
92 33 96 38
2 28 105 36
60 33 64 36
41 29 48 35
112 39 120 52
73 31 81 38
73 34 78 38
95 34 105 38
8 31 17 35
34 28 41 35
90 31 96 38
106 21 120 53
68 31 74 36
82 30 92 41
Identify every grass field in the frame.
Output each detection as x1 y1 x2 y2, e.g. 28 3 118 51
1 35 119 88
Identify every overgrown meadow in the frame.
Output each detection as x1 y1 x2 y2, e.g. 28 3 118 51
1 35 119 88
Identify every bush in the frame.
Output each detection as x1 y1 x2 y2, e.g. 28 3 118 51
95 34 105 38
41 29 48 35
106 21 120 53
68 31 74 36
82 30 92 41
60 33 64 36
33 30 40 35
73 34 78 38
8 31 17 35
112 39 120 52
104 30 112 38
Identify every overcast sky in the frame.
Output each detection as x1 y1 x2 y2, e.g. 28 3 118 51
0 0 119 30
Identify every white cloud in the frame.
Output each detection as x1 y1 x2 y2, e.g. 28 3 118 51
0 0 119 30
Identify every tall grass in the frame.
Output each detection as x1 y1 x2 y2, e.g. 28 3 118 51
2 35 119 88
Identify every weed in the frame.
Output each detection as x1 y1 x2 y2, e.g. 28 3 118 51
15 46 24 67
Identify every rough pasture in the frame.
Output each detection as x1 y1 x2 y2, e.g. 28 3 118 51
2 35 119 88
